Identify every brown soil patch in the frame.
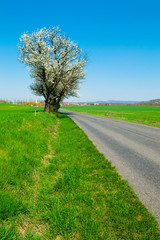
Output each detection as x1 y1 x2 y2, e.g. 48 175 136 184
42 151 55 166
18 219 47 238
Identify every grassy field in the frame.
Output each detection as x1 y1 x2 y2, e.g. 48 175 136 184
61 105 160 128
0 104 159 239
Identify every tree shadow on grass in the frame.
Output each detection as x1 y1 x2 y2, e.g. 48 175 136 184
59 110 75 116
57 112 71 119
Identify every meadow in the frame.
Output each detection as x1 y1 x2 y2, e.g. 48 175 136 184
0 104 159 239
61 105 160 128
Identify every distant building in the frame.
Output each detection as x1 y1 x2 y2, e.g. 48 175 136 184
94 103 100 106
80 103 88 106
61 102 80 106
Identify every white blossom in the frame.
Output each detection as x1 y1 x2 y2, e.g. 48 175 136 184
19 27 87 112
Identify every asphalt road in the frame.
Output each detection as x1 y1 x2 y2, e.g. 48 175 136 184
61 110 160 224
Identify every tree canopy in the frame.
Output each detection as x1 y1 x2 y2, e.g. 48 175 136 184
19 27 87 112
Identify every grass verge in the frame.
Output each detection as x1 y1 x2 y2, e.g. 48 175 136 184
61 105 160 128
0 104 159 239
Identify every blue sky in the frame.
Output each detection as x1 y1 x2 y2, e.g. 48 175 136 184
0 0 160 102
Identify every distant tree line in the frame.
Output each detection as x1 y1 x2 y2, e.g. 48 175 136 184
0 99 45 106
0 99 13 104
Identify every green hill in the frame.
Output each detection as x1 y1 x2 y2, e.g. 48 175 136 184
139 99 160 106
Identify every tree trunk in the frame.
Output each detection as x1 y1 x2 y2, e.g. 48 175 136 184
54 102 60 113
53 104 58 113
50 98 60 113
44 100 50 113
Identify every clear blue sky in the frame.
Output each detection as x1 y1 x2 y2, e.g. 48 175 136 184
0 0 160 102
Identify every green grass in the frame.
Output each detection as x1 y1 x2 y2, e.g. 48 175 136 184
0 104 159 239
61 105 160 127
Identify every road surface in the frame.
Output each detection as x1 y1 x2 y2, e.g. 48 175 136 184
61 110 160 224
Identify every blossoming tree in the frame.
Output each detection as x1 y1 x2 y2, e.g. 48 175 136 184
19 27 87 112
